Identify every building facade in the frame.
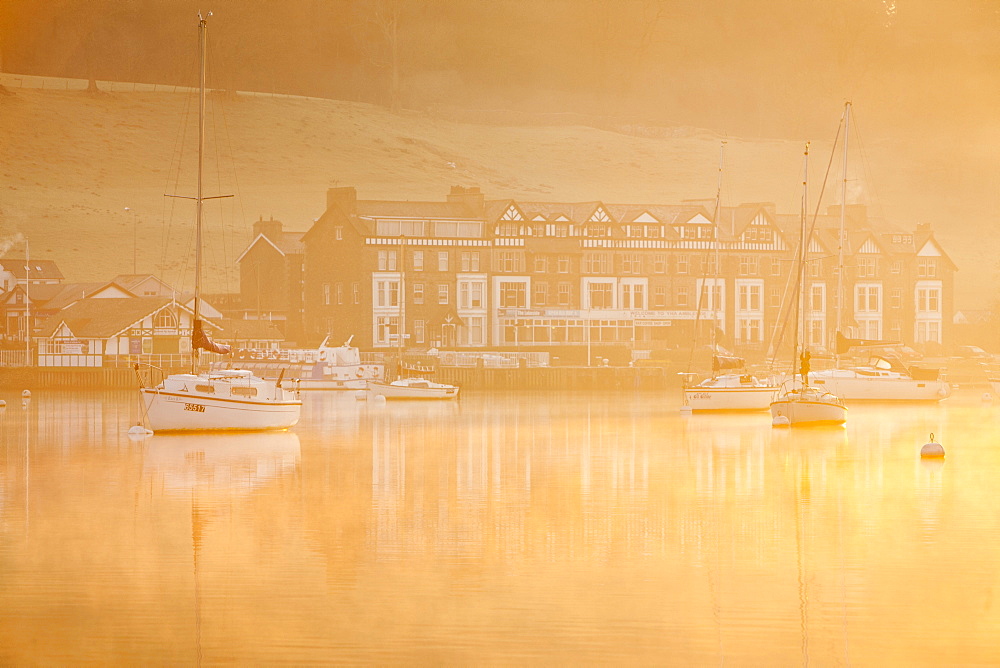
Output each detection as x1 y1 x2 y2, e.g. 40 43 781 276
290 186 954 360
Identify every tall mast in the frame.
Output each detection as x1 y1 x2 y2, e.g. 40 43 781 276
711 141 726 355
192 13 207 374
796 142 810 380
836 101 851 347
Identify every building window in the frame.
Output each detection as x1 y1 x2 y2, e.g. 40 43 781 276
771 258 782 276
375 316 399 345
461 251 480 272
377 249 398 271
809 284 824 312
558 256 570 273
465 316 485 346
534 282 548 306
588 283 613 309
414 319 426 344
855 284 881 313
769 286 781 308
155 310 176 328
918 258 937 277
916 320 941 344
413 283 424 305
322 283 330 306
891 260 902 274
335 283 343 305
676 254 689 275
737 284 762 312
676 285 689 307
500 282 526 308
917 286 941 313
438 284 449 304
620 283 645 309
413 250 424 271
857 256 877 278
584 253 609 274
335 226 343 240
653 254 666 273
438 251 449 272
498 251 519 272
353 283 360 304
459 281 483 308
622 254 641 274
534 256 548 272
558 283 571 306
891 288 902 309
375 279 399 307
654 286 667 308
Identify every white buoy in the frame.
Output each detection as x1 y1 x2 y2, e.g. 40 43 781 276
983 392 993 402
373 394 387 405
0 399 6 408
21 390 30 398
772 415 790 427
355 390 368 401
920 433 945 459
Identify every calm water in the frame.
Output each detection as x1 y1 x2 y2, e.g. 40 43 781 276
1 387 999 665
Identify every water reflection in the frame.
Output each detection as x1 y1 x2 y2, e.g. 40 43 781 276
1 390 1000 664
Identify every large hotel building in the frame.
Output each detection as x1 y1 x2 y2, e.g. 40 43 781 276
237 186 954 361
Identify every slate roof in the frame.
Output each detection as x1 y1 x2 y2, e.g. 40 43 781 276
217 318 284 341
36 297 180 338
0 258 64 281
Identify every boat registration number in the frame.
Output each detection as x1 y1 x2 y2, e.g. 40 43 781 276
184 403 206 412
689 393 711 400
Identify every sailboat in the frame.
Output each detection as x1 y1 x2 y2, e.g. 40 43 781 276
139 14 301 431
682 141 777 411
770 142 847 427
366 236 460 400
805 102 950 402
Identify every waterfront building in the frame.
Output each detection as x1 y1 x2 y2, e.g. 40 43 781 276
240 186 954 361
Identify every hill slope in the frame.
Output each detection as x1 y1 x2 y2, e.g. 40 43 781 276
1 86 995 306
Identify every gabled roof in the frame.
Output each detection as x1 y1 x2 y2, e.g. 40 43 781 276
110 274 177 295
36 297 187 338
0 258 64 281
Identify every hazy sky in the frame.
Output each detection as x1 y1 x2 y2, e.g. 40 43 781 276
2 0 998 138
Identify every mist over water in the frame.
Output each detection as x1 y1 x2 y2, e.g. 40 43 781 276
1 389 999 664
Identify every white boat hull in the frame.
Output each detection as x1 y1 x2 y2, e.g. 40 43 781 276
684 386 777 411
770 390 847 427
368 379 459 400
807 371 950 401
141 371 301 432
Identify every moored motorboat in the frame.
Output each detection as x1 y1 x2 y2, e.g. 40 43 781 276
367 377 460 400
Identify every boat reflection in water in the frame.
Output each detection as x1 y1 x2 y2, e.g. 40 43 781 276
143 431 301 494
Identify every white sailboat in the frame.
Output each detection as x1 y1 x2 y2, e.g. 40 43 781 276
770 142 847 427
806 102 950 402
139 15 301 431
683 141 777 411
367 236 460 400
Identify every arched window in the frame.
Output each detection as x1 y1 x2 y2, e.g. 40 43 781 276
155 310 177 329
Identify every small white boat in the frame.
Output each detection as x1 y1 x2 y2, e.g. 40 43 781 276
770 383 847 426
367 377 460 400
141 369 301 432
684 373 778 411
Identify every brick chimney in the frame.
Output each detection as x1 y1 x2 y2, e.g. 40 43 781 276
327 186 358 215
447 185 485 215
253 215 283 241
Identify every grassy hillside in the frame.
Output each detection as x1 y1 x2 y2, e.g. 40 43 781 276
1 86 995 306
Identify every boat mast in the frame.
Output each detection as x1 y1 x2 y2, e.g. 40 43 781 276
398 235 405 379
192 13 207 374
835 101 851 353
711 141 725 361
796 142 810 382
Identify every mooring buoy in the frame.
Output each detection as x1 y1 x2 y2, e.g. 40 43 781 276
920 433 945 459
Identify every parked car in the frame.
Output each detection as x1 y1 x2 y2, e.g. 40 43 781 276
955 345 993 360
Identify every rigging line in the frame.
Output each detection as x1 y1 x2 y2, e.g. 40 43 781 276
849 112 888 224
206 36 237 297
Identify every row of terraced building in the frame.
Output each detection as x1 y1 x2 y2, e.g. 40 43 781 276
237 185 955 362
